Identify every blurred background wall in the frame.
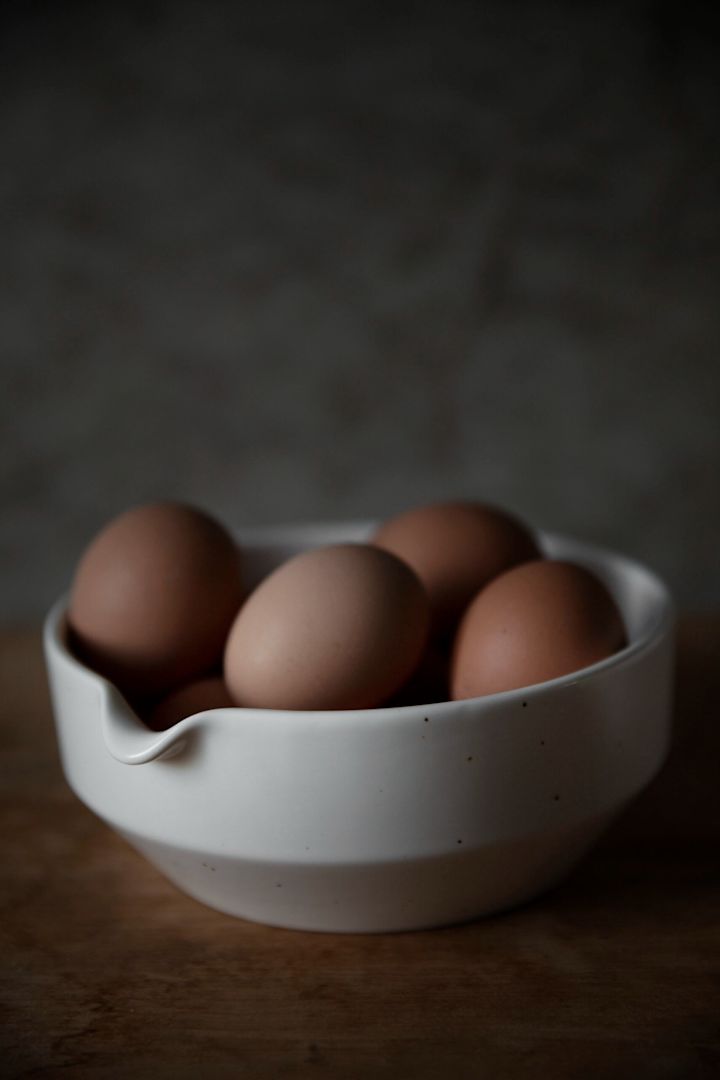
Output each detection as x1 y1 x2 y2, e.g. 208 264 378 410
1 0 719 620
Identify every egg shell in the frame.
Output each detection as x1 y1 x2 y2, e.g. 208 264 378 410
69 502 244 696
224 543 430 710
146 677 236 731
451 559 627 699
372 500 540 636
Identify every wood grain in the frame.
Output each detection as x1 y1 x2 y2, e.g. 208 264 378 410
1 621 719 1079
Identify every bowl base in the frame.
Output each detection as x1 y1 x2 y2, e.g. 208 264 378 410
119 813 615 933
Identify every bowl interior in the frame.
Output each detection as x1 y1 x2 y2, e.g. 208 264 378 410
47 522 672 733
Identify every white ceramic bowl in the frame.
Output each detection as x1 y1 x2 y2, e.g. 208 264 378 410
44 522 674 933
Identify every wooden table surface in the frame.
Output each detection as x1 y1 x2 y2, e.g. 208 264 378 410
1 621 718 1079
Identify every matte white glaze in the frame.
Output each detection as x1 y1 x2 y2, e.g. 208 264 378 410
44 524 674 932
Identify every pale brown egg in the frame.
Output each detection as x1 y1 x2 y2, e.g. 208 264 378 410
372 501 540 635
69 502 244 696
224 543 430 710
451 560 627 699
146 677 236 731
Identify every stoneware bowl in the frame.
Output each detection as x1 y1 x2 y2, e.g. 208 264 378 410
43 522 674 933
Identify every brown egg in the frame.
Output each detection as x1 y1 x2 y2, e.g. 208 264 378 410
451 560 627 699
372 501 540 636
224 543 430 710
146 677 236 731
69 502 244 696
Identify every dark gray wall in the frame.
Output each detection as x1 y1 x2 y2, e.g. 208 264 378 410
2 1 719 618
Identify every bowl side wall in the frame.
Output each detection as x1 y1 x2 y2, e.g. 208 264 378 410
44 529 674 865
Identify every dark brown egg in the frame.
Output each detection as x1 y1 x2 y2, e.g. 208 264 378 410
451 560 627 699
372 501 540 635
146 677 236 731
224 543 430 710
69 502 244 696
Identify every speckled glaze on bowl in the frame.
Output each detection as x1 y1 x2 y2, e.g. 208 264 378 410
43 523 674 933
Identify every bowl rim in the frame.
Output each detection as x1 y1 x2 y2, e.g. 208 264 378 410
45 524 675 727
